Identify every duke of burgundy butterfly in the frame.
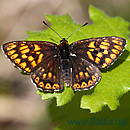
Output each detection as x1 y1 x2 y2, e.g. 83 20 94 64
2 21 127 92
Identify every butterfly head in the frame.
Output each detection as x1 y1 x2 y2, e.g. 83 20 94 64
59 38 70 59
60 38 68 43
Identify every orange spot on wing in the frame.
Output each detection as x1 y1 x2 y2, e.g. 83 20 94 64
31 60 37 67
28 56 34 61
36 51 41 54
88 41 95 48
25 67 31 72
112 49 119 54
114 45 122 50
99 45 109 50
89 49 94 52
86 51 94 61
19 62 27 68
21 43 25 46
92 75 96 81
86 67 89 71
112 40 123 45
7 44 17 50
48 72 52 78
85 72 89 77
22 54 28 59
39 82 44 88
43 73 47 79
52 84 60 89
103 50 108 54
53 75 56 80
19 45 28 50
81 82 87 88
11 54 18 59
32 74 36 78
8 43 15 46
97 52 103 58
15 58 21 64
110 54 116 59
101 42 110 46
102 63 107 68
95 57 100 64
8 50 16 55
35 77 40 83
41 68 45 72
37 53 44 64
79 71 84 78
76 75 79 79
73 83 80 89
105 58 112 64
45 83 51 89
88 80 93 86
34 44 41 51
21 48 30 54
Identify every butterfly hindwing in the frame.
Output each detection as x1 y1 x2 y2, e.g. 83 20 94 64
31 55 63 91
70 56 101 91
2 41 58 73
70 36 126 69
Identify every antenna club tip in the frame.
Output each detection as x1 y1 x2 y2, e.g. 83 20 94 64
43 21 47 25
82 22 88 27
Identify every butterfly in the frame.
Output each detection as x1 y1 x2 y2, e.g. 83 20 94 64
1 21 127 92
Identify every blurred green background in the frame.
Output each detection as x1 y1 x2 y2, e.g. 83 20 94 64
0 0 130 130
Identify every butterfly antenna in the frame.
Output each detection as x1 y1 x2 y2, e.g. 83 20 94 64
43 21 63 39
66 22 88 40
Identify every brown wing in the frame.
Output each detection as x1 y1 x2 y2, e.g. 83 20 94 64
31 56 63 92
70 36 126 69
2 41 58 73
70 56 101 91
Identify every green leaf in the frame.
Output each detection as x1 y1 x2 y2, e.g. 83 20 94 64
26 5 130 112
36 84 74 106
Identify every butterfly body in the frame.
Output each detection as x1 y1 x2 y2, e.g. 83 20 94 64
59 38 70 59
2 36 126 92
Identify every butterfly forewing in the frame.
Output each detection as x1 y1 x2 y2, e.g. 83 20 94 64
2 41 58 73
70 36 126 69
70 56 101 90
